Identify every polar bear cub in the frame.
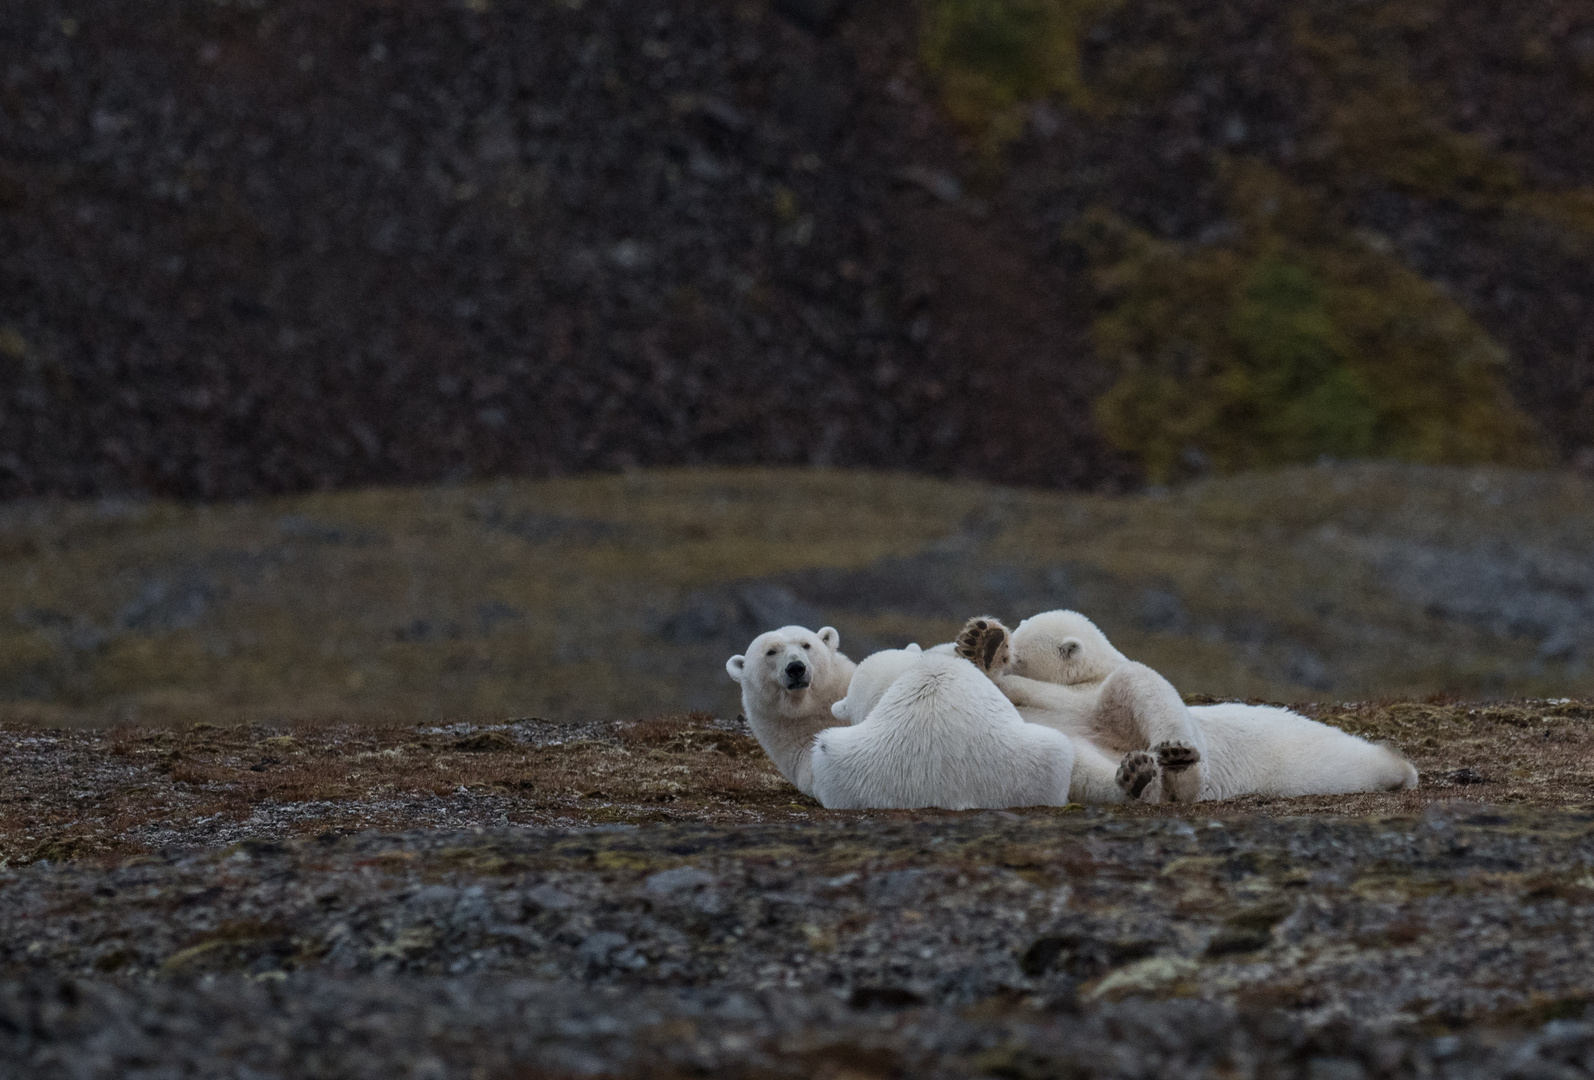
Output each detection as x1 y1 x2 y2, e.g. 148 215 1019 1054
726 625 856 797
961 612 1418 801
959 611 1208 803
811 645 1075 810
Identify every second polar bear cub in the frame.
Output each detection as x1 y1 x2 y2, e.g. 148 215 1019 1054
812 645 1075 810
963 611 1418 800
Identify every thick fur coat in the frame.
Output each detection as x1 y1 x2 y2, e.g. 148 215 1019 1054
811 646 1075 810
965 611 1417 801
1186 701 1419 799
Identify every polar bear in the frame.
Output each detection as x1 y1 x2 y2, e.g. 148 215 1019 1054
726 625 856 797
811 646 1075 810
958 613 1418 801
957 611 1208 803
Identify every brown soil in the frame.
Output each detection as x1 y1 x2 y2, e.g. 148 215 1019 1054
4 705 1593 1077
4 701 1591 867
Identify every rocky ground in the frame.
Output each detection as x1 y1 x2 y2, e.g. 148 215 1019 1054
2 705 1593 1077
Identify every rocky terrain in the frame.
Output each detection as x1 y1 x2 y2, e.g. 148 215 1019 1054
2 706 1593 1077
2 0 1593 499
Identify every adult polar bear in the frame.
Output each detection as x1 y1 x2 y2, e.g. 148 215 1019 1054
726 625 856 797
728 628 1138 808
958 611 1418 801
812 646 1076 810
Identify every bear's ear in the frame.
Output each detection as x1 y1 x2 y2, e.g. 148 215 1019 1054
905 643 922 653
817 626 840 650
1060 638 1082 660
726 655 746 682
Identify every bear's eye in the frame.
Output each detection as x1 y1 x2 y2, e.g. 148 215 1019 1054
766 648 777 656
801 642 810 649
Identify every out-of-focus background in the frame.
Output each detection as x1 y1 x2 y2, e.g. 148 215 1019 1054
1 0 1591 724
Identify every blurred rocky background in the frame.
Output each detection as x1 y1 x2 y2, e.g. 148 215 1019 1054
2 0 1592 498
2 0 1593 722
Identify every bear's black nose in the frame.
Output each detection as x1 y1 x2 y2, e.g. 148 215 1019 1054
785 660 807 678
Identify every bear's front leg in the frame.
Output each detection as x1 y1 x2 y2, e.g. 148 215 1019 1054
955 616 1012 674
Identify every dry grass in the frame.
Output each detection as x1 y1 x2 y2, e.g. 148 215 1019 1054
4 701 1591 866
0 712 817 867
1 464 1592 728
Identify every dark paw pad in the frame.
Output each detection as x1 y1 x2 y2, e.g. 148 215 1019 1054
955 617 1010 672
1116 751 1159 800
1155 741 1202 773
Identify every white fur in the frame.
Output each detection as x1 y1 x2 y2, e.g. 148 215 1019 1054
994 610 1418 801
992 610 1209 803
1191 701 1418 799
812 649 1074 810
726 625 855 797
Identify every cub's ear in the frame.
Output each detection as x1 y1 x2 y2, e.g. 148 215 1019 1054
1060 638 1082 660
905 643 922 653
726 655 746 682
817 626 840 650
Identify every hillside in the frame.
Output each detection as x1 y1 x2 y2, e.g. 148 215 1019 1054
1 464 1591 726
2 0 1592 499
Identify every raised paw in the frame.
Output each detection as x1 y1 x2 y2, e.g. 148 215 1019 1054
1116 750 1159 801
1155 741 1202 773
955 616 1011 674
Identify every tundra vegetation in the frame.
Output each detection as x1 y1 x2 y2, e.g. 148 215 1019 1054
919 0 1593 480
0 465 1590 726
2 0 1592 1071
2 705 1592 1076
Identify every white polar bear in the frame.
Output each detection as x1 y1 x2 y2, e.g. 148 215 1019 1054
958 611 1209 803
810 646 1075 810
959 612 1418 801
726 625 856 797
915 639 1143 805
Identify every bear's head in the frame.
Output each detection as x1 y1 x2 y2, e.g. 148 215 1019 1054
1010 610 1127 685
726 625 844 703
829 644 922 724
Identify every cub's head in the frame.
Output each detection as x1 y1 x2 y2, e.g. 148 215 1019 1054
1010 610 1127 685
727 625 843 698
829 644 922 725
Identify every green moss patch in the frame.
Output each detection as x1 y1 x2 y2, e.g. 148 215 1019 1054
1080 163 1544 481
920 0 1117 157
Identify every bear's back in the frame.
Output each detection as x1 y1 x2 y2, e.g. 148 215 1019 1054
812 655 1071 809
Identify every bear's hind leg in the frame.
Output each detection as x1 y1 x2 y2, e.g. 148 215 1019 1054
1096 663 1207 802
1116 750 1161 802
1154 741 1203 803
1068 737 1131 804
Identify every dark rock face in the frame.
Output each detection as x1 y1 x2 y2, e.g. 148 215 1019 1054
0 0 1129 499
2 0 1592 501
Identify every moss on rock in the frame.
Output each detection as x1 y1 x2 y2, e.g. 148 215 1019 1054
1081 163 1544 481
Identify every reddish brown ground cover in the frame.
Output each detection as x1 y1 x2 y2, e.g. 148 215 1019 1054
4 700 1590 867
